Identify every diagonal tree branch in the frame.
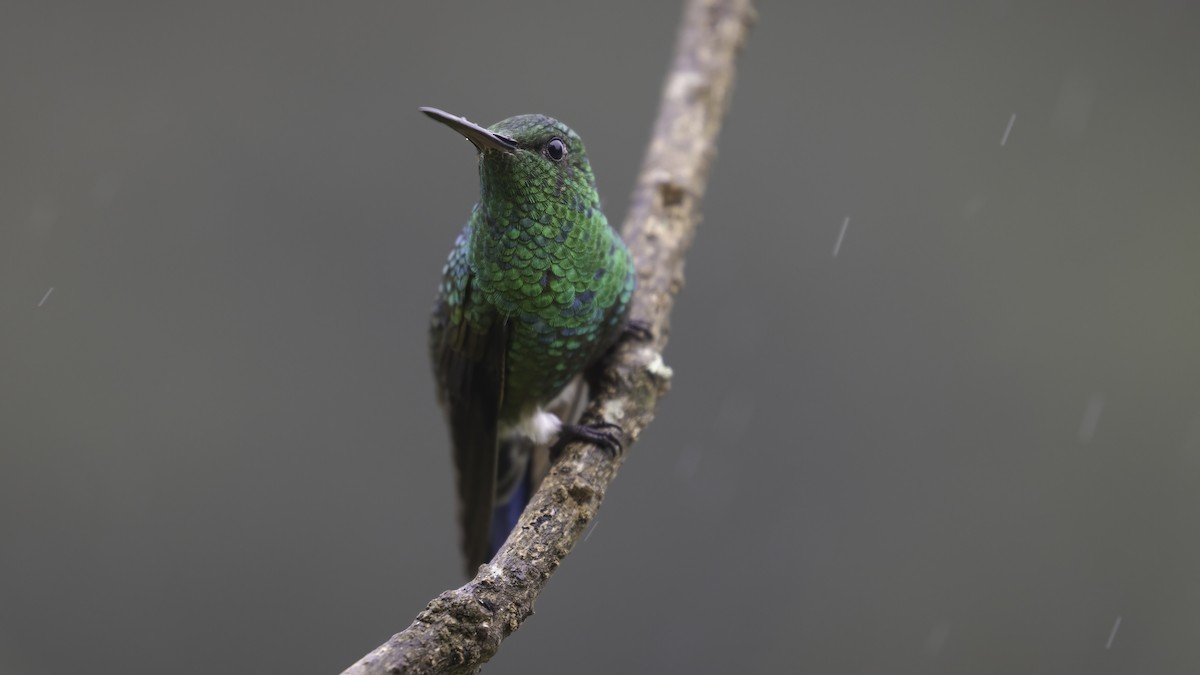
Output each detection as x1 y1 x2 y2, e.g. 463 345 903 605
340 1 755 673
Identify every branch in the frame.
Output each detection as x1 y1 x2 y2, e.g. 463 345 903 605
341 2 755 672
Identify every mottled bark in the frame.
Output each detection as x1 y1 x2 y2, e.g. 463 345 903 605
340 1 754 672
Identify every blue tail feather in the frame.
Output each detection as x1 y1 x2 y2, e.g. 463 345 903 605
488 470 531 560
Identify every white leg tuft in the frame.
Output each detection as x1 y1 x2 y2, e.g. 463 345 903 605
527 409 562 445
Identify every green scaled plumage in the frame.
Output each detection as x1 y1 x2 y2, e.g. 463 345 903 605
422 108 635 576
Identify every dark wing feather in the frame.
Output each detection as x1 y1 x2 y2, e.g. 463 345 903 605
431 241 508 576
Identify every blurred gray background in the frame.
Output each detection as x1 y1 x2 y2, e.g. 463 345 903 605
3 1 1198 673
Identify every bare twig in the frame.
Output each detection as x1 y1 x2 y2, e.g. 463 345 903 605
341 2 754 673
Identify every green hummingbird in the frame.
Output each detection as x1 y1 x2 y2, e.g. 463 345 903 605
421 107 637 576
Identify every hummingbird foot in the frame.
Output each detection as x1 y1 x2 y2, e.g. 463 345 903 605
553 421 625 460
582 319 655 393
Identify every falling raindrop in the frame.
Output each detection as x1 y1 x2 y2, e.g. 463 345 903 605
1105 615 1122 649
832 216 850 257
1079 393 1105 443
1000 113 1017 146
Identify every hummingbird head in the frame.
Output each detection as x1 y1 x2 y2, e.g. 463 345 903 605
420 107 600 212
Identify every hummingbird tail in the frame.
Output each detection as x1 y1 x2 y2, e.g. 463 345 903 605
485 432 554 563
487 465 531 560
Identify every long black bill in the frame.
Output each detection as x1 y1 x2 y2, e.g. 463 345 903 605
419 107 518 154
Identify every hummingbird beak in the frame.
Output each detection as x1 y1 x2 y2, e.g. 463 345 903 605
420 107 518 154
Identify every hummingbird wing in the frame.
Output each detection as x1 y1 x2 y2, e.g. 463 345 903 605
430 227 508 576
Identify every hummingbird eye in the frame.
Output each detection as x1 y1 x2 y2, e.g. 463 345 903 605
544 138 566 162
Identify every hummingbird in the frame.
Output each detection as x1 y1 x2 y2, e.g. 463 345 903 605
421 107 637 576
